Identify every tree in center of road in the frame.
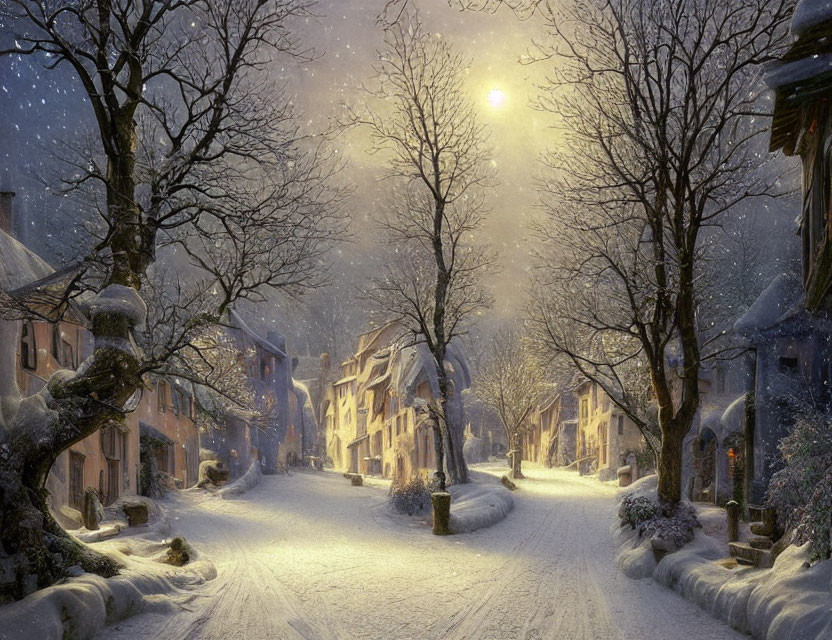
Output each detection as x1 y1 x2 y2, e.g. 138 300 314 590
339 12 496 487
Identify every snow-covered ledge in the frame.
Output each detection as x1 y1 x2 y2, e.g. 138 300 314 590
448 482 514 534
613 477 832 639
87 284 147 330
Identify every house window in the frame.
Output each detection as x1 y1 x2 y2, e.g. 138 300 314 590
51 325 61 362
580 398 589 423
778 356 799 373
618 415 624 436
157 382 166 413
101 425 125 461
386 423 392 446
62 340 75 369
20 321 37 370
69 451 85 511
122 433 130 490
396 415 402 436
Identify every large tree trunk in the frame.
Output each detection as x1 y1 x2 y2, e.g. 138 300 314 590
436 363 468 485
0 116 146 602
657 424 685 504
510 431 524 479
432 418 446 490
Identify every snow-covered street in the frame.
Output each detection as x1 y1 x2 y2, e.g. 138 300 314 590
96 466 744 640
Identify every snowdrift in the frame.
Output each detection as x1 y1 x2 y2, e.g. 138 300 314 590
0 537 215 640
613 477 832 639
448 482 514 534
217 459 263 499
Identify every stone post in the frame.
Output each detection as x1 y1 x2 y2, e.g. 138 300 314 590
431 491 451 535
726 500 740 543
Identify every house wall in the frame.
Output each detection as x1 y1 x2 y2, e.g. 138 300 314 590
324 326 443 483
15 318 142 514
131 379 200 489
575 382 643 480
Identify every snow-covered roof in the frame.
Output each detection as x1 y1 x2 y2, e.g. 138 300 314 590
229 309 288 358
792 0 832 38
733 273 803 335
766 52 832 90
0 228 53 292
388 341 471 405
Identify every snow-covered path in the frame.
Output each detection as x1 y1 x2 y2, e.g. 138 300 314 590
97 465 745 640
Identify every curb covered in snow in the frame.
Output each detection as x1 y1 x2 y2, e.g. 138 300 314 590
217 460 263 499
0 543 216 640
613 477 832 639
448 482 514 534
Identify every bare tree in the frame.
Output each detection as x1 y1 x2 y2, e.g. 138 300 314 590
0 0 341 600
527 0 791 504
340 14 495 488
473 327 548 479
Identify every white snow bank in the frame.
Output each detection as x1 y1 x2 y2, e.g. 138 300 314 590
613 483 832 639
217 460 263 499
448 482 514 534
0 538 215 640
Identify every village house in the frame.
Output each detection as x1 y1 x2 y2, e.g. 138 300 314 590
573 380 645 481
522 391 578 468
226 310 311 474
0 192 201 526
681 3 832 512
325 323 470 484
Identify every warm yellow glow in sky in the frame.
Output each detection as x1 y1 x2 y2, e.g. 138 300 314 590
487 88 505 109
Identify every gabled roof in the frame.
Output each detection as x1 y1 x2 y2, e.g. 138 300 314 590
229 309 288 358
792 0 832 38
734 273 805 335
0 228 53 292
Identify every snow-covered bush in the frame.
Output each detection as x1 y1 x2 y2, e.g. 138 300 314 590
637 502 699 549
619 491 699 550
619 495 658 528
389 478 431 515
768 409 832 561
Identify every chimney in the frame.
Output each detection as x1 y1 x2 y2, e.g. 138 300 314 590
0 191 14 236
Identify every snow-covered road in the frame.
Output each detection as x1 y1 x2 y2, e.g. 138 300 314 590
97 465 745 640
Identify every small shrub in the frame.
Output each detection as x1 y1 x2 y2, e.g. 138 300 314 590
636 501 699 549
389 477 431 516
619 492 699 550
619 494 659 529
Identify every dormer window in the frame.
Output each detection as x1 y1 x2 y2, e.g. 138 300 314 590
20 321 37 370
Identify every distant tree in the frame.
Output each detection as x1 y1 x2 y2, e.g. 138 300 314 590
473 327 548 479
0 0 341 601
340 14 495 487
526 0 792 505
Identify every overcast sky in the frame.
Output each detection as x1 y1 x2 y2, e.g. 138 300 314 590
0 1 800 354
